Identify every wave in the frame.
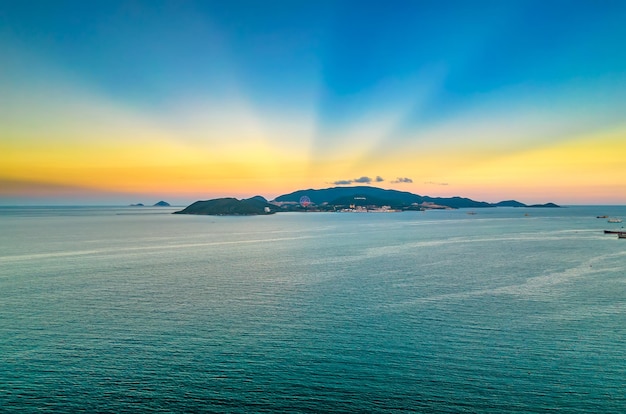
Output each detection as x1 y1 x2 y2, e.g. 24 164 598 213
391 251 626 308
0 235 319 263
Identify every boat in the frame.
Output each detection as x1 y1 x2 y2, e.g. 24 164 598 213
597 215 608 218
604 230 626 238
607 218 623 223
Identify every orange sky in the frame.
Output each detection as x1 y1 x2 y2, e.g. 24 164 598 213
2 2 626 205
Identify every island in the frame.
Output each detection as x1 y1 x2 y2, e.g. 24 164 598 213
130 201 171 207
174 196 278 215
174 186 560 216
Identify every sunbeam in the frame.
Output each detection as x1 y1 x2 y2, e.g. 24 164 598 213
1 1 625 205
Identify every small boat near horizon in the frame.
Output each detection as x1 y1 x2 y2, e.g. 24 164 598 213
604 230 626 234
603 230 626 239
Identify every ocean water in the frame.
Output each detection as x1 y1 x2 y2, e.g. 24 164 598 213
1 206 625 413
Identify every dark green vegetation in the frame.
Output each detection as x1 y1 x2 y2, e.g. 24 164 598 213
174 196 278 216
275 186 558 210
176 186 560 215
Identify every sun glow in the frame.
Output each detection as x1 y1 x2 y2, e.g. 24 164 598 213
2 2 625 204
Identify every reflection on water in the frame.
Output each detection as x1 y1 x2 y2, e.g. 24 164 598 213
1 206 625 412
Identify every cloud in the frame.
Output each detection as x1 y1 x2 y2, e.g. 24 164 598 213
332 175 385 185
391 177 413 183
424 181 448 186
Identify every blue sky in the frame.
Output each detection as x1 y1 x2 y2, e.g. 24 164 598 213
2 0 625 204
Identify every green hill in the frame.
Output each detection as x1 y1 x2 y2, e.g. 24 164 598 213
274 186 494 209
174 197 278 215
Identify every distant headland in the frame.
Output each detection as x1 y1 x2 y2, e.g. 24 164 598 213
174 186 560 216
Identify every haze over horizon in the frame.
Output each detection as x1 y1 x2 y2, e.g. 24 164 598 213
2 0 625 206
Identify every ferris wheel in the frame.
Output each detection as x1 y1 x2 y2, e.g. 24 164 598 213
299 196 311 208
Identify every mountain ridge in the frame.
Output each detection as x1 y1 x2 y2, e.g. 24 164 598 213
272 186 543 209
175 186 560 215
174 196 278 215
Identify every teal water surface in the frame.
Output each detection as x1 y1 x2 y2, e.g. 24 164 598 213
1 206 625 412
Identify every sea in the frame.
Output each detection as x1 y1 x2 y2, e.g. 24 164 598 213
1 205 625 413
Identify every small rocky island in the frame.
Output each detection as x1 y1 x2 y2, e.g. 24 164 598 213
130 201 171 207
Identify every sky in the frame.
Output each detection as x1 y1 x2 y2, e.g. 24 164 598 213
1 0 625 205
